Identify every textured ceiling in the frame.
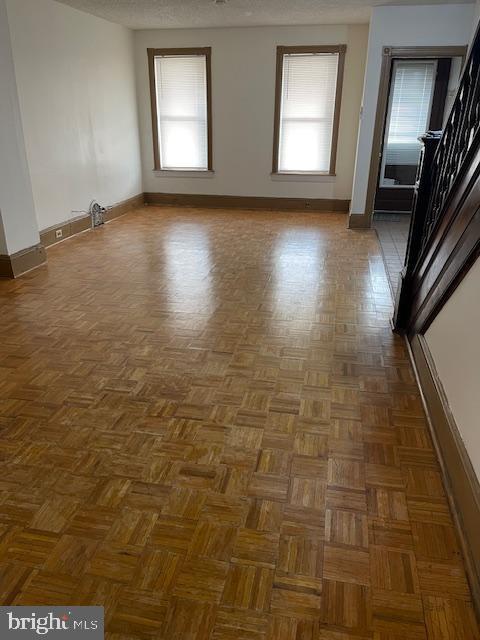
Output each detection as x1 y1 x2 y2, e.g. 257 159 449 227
55 0 474 30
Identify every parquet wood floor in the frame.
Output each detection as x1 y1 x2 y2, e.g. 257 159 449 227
0 207 478 639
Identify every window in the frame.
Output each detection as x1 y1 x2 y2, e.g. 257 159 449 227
148 48 212 171
380 60 437 187
273 45 346 175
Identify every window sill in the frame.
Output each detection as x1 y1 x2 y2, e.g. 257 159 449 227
271 172 336 182
153 169 215 178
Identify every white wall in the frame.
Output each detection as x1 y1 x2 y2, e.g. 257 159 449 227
472 0 480 42
134 24 368 201
426 257 480 481
0 0 40 255
350 3 474 216
6 0 142 231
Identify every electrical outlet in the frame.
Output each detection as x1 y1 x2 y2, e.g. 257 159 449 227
55 229 63 239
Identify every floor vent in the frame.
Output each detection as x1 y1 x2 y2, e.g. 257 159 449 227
90 200 106 228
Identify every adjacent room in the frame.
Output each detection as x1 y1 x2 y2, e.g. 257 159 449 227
1 0 479 637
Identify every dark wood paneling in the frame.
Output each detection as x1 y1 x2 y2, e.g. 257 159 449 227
392 133 441 330
407 146 480 334
374 186 414 213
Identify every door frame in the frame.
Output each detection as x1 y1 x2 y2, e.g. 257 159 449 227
362 45 467 229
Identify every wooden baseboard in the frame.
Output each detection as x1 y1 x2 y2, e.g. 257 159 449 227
408 333 480 612
40 215 91 248
348 212 371 229
0 243 47 278
144 192 350 212
40 193 145 248
104 193 145 222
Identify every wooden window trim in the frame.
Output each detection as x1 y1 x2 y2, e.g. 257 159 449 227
147 47 213 172
272 44 346 176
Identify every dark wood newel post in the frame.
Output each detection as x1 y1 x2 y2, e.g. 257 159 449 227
392 131 442 331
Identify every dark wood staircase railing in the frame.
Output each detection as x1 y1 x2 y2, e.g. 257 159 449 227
393 27 480 334
392 27 480 614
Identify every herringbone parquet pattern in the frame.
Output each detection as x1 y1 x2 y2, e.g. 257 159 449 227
0 207 478 639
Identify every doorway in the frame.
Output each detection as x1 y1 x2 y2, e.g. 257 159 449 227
365 46 466 296
375 58 451 215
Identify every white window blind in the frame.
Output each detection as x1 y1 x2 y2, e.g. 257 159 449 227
278 52 339 173
154 54 208 170
384 60 436 166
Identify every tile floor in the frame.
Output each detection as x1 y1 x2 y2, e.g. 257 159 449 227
373 213 411 299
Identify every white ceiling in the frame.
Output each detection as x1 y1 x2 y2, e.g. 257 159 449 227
55 0 474 30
